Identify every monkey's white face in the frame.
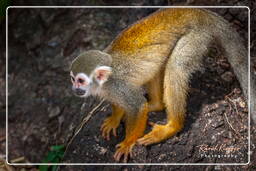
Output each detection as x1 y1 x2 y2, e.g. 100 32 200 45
70 66 112 98
70 71 92 97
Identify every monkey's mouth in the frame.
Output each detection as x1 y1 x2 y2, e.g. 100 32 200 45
73 88 86 97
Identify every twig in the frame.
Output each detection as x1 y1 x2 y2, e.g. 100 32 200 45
10 156 25 163
226 96 239 116
74 99 105 134
224 108 241 138
223 90 245 138
64 99 106 157
0 158 15 171
224 112 237 133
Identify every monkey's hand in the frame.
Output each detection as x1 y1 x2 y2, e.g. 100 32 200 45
101 115 121 140
101 104 124 140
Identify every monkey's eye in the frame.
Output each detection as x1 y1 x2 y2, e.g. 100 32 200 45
71 76 75 82
78 78 85 84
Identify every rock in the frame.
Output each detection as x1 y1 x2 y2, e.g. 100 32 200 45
48 106 61 118
131 144 147 163
229 8 239 16
221 72 234 82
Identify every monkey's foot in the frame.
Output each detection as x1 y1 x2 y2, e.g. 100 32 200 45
114 139 136 162
100 116 121 140
137 122 180 145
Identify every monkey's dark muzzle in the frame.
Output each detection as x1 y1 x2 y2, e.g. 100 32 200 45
73 88 86 96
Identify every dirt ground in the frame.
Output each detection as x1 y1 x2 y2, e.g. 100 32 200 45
1 0 256 170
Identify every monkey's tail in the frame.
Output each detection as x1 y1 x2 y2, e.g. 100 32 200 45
212 14 256 123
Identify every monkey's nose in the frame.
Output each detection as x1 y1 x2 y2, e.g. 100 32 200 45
75 88 86 96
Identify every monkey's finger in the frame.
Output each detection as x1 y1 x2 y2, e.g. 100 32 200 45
114 151 122 162
143 140 151 146
123 153 128 163
129 150 133 158
115 144 121 148
129 147 133 158
100 123 106 131
105 129 111 140
137 136 147 143
140 138 154 146
113 152 119 161
137 136 151 145
100 126 104 131
106 132 110 141
102 128 109 140
137 137 149 145
101 129 105 138
113 128 117 137
148 122 155 126
100 119 110 131
101 127 106 137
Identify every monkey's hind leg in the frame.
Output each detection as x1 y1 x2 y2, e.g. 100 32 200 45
146 71 165 112
138 31 210 145
138 68 188 145
101 104 124 140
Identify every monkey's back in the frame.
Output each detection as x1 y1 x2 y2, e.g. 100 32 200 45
105 8 214 86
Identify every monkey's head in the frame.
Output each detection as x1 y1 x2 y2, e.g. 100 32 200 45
70 50 112 97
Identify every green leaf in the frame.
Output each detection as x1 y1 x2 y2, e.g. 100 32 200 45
39 165 50 171
51 165 58 171
45 151 58 162
0 0 10 18
39 144 65 171
51 145 65 151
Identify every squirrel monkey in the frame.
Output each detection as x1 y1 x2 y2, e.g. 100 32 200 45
70 8 255 162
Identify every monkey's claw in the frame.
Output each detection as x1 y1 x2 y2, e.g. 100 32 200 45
114 140 135 162
100 116 120 140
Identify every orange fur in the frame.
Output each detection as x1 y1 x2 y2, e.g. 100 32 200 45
114 103 148 162
102 8 212 160
106 8 208 55
146 71 165 112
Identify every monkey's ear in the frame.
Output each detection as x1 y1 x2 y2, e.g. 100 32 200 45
93 66 112 86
